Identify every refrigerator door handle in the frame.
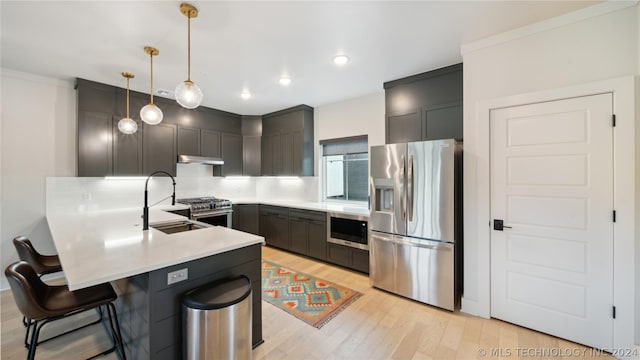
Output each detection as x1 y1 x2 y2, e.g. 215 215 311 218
408 155 414 222
400 155 406 221
370 232 451 251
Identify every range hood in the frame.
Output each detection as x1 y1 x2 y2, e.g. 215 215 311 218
177 155 224 165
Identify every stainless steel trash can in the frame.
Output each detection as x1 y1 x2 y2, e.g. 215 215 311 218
182 275 252 360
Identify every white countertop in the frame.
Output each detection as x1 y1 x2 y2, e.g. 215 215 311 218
47 208 264 291
231 199 370 218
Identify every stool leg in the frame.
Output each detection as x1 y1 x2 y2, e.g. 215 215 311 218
24 317 32 347
107 303 126 360
27 320 42 360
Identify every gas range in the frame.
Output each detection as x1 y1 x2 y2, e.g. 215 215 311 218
176 197 233 217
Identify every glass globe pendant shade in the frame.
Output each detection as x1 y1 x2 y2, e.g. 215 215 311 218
140 103 164 125
118 117 138 134
175 80 203 109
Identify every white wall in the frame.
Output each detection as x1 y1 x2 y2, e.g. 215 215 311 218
0 69 76 290
461 1 639 348
314 91 385 174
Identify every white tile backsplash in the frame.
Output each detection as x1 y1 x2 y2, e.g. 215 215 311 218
47 174 320 215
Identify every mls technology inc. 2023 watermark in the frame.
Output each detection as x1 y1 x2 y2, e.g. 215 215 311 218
477 347 638 358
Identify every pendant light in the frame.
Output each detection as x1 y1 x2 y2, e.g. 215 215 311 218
140 46 164 125
175 3 203 109
118 72 138 134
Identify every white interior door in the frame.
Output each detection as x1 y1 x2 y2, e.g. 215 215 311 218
490 93 614 350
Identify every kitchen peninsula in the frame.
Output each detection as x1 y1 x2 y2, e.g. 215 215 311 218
46 208 265 359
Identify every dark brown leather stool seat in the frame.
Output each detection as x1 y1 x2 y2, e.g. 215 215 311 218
5 261 126 360
13 236 67 346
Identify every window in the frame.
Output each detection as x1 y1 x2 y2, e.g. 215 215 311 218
321 136 368 203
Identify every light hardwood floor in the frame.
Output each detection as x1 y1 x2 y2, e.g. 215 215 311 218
2 246 612 359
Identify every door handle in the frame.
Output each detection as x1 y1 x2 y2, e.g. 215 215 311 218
408 156 414 222
371 233 450 251
400 156 406 221
493 219 512 231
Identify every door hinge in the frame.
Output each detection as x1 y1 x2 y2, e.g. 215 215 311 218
613 210 617 223
612 114 616 127
613 306 616 319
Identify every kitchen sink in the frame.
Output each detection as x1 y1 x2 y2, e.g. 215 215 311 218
150 220 209 234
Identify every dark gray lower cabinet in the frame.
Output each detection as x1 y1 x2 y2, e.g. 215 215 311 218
112 244 263 360
143 123 177 176
232 204 260 235
259 205 289 249
288 209 326 261
350 247 370 273
327 243 369 274
258 205 368 272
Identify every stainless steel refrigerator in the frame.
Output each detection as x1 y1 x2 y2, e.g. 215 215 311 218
369 139 462 311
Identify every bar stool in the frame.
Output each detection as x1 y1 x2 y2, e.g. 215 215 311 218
5 261 126 360
13 236 69 346
13 236 62 277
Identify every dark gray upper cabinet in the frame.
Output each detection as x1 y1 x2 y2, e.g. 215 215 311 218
113 117 142 176
271 133 282 175
177 126 201 156
386 108 422 144
143 122 177 176
384 63 462 144
76 78 242 177
219 133 243 176
281 131 293 175
424 103 463 141
77 111 113 177
243 136 261 176
178 126 223 159
241 116 262 176
261 134 273 176
261 105 314 176
201 129 221 158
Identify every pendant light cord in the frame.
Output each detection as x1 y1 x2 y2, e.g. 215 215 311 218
187 13 191 82
126 77 130 118
150 52 155 104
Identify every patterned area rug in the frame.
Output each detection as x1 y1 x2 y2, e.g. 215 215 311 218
262 260 363 329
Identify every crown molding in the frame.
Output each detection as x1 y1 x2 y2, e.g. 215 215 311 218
461 0 638 55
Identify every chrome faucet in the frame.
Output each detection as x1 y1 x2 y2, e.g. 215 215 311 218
143 171 176 231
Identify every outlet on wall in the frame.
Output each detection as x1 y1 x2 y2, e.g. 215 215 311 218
82 192 91 200
167 268 189 285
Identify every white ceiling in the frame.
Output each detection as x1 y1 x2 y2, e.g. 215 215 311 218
1 1 599 115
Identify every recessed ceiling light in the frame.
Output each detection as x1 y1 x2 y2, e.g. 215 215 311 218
241 91 251 99
279 77 292 86
333 55 349 65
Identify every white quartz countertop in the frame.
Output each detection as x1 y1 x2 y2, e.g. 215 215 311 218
231 199 370 217
47 208 264 291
